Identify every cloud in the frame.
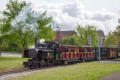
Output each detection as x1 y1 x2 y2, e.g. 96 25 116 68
63 0 84 18
30 0 118 34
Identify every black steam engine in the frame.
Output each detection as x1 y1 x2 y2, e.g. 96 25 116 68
23 38 120 68
23 38 61 68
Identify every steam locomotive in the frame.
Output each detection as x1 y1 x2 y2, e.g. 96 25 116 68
23 38 120 68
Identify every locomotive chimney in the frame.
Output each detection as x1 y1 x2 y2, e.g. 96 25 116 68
35 38 37 48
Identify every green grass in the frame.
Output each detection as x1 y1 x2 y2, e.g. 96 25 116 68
0 57 27 72
114 58 120 60
14 62 120 80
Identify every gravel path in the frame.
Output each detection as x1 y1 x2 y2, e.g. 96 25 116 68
0 69 41 80
100 72 120 80
0 66 61 80
99 60 120 64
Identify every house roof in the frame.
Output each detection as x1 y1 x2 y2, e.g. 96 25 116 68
98 30 105 39
59 31 75 37
54 30 76 42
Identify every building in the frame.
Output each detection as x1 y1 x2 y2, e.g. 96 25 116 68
97 30 105 47
54 31 76 42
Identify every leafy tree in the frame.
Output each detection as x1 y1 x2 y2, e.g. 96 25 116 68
10 5 55 51
0 0 55 52
104 26 120 47
0 0 26 51
62 35 78 45
36 11 55 41
0 0 26 33
76 25 98 46
104 32 118 46
114 25 120 46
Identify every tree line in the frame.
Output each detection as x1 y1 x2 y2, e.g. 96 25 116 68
0 0 120 53
62 25 120 47
104 26 120 47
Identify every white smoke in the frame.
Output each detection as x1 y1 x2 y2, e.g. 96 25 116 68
11 3 41 33
39 38 45 44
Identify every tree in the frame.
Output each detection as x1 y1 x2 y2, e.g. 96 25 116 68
10 5 55 51
0 0 55 52
114 26 120 46
0 0 26 51
76 25 98 46
62 35 78 45
0 0 26 33
104 26 120 47
35 11 55 41
104 32 118 46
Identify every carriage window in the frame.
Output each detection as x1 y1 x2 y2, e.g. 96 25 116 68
66 48 69 52
84 49 87 53
84 48 93 52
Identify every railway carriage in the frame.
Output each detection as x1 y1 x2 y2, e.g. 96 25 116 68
80 46 95 61
59 45 81 64
94 47 108 60
108 48 117 59
117 48 120 58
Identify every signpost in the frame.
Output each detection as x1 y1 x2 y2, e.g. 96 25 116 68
88 35 92 46
98 31 102 62
98 40 101 62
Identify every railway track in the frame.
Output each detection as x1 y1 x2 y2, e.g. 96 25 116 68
0 68 31 76
0 67 47 80
0 66 53 77
0 65 63 77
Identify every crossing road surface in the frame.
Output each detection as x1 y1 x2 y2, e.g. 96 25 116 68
100 72 120 80
0 52 22 57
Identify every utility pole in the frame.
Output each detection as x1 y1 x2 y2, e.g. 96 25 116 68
118 10 120 24
117 11 120 46
52 21 55 31
55 24 61 43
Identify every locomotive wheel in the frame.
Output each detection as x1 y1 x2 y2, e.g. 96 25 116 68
64 61 68 64
29 63 40 69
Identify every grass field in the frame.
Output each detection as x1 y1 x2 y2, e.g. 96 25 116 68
14 62 120 80
114 58 120 60
0 57 27 72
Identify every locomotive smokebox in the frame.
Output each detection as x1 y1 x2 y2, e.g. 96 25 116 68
23 38 38 58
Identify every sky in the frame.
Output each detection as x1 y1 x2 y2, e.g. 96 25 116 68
0 0 120 34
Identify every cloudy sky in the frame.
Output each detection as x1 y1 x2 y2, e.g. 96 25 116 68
1 0 120 34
